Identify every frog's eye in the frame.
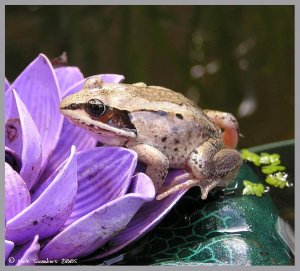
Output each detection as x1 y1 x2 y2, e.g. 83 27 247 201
85 99 106 117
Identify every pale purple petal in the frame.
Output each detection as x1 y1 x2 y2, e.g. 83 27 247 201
5 146 77 245
15 235 40 266
39 173 155 260
5 163 31 222
5 90 12 122
87 170 188 261
38 118 96 184
64 147 137 227
5 78 10 92
30 161 64 202
6 54 63 171
5 240 14 260
62 73 125 98
98 74 125 83
5 90 42 189
5 91 22 155
55 66 84 97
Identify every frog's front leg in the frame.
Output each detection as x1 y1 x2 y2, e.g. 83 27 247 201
129 144 169 193
156 138 242 200
203 109 239 149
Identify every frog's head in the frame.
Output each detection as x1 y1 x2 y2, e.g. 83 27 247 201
60 76 137 145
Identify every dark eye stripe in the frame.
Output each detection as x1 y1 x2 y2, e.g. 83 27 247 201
109 109 136 132
63 101 136 133
84 104 136 133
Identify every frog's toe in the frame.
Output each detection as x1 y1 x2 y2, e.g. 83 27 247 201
156 177 225 201
198 179 224 200
156 178 198 200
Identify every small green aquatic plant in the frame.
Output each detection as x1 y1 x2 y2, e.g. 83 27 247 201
242 180 265 197
261 164 286 174
241 149 289 197
241 149 261 166
265 172 288 188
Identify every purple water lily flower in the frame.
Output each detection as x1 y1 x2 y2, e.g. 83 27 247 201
4 54 188 265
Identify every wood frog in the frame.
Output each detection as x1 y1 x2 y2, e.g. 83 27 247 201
60 77 242 200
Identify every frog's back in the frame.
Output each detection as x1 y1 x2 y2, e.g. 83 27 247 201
97 84 220 142
105 83 205 119
131 84 197 108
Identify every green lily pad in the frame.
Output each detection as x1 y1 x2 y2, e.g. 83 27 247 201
101 140 294 265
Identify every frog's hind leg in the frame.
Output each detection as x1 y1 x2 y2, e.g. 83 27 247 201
203 109 239 149
186 138 242 200
158 137 242 201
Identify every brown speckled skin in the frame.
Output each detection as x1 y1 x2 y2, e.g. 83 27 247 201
60 78 242 200
126 110 219 169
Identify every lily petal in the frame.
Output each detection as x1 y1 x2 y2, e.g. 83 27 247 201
55 66 84 97
5 240 14 261
8 235 40 266
87 170 188 261
5 91 22 155
6 54 63 171
5 90 12 122
64 147 137 227
62 73 125 98
5 78 10 92
98 74 125 83
5 146 77 245
37 118 96 185
5 90 42 189
39 173 155 260
5 163 31 222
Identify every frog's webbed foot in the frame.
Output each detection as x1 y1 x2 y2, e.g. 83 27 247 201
203 109 239 149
